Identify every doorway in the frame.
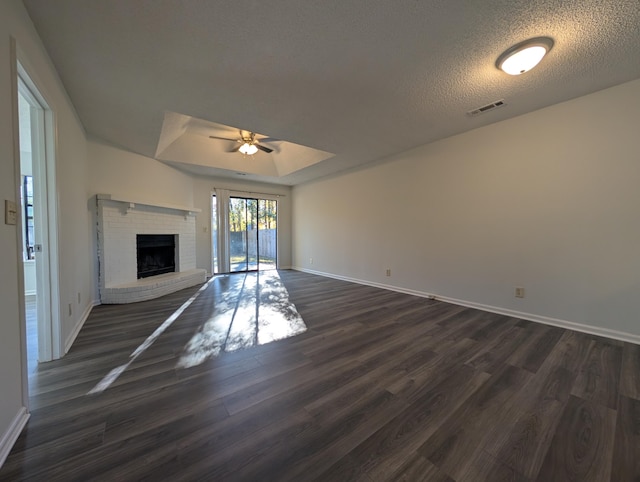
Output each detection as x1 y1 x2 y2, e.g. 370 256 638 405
212 192 277 274
17 91 37 373
16 64 61 379
229 197 277 272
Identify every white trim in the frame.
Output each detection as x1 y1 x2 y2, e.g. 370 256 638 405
433 294 640 345
96 193 201 215
293 267 640 346
215 189 231 273
0 407 29 468
17 59 63 362
210 190 217 277
223 189 285 200
10 36 30 416
44 105 62 360
64 300 99 354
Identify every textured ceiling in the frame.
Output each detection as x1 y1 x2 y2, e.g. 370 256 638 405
22 0 640 185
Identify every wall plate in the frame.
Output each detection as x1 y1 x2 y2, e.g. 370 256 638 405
5 199 17 225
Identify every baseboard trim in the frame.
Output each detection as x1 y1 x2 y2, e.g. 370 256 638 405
434 294 640 345
64 300 99 354
0 407 29 468
293 267 640 345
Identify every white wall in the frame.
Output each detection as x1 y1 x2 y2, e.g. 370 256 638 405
55 86 92 349
87 139 197 300
192 177 292 275
0 5 24 462
293 78 640 339
0 0 93 463
23 261 36 296
88 138 195 208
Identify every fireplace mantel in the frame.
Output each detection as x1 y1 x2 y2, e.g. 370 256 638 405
96 194 201 216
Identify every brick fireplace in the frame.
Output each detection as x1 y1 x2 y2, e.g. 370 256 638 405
96 194 206 304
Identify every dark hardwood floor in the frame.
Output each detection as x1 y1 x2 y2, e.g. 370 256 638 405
2 270 638 481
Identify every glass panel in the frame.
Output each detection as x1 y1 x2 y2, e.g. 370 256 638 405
258 199 277 269
246 199 258 271
229 197 248 272
23 175 35 260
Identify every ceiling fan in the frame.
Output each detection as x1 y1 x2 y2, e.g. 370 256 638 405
209 130 275 155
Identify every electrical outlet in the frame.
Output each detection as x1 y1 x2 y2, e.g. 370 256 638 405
515 287 525 298
309 257 313 264
386 269 391 277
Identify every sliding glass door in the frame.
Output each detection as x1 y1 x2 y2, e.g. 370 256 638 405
228 196 277 272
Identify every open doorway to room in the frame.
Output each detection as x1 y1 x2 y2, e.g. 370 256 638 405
16 64 61 381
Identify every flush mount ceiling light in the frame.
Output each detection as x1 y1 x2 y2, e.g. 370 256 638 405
496 37 554 75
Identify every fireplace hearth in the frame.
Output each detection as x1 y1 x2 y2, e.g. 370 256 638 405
137 234 176 279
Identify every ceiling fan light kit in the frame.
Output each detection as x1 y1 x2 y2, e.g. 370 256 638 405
239 142 259 155
497 37 554 75
209 130 274 155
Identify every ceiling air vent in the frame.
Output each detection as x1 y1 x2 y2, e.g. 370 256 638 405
467 99 506 117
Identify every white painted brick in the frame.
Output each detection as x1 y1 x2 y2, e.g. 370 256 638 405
98 199 201 303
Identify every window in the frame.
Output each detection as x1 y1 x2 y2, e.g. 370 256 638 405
22 175 34 260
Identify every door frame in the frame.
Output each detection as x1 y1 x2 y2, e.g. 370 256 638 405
212 189 279 274
11 39 62 405
229 196 260 273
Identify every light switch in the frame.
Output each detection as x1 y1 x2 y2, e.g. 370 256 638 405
5 200 17 225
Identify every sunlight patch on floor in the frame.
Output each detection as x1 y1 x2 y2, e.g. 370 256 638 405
177 270 307 368
87 278 213 395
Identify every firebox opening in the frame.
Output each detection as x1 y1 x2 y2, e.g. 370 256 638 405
136 234 176 279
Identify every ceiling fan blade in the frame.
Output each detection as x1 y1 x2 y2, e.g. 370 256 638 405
209 135 240 142
228 145 242 153
257 137 279 143
255 144 274 154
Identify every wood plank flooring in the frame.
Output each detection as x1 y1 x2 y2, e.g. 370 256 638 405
25 298 37 375
1 270 639 481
